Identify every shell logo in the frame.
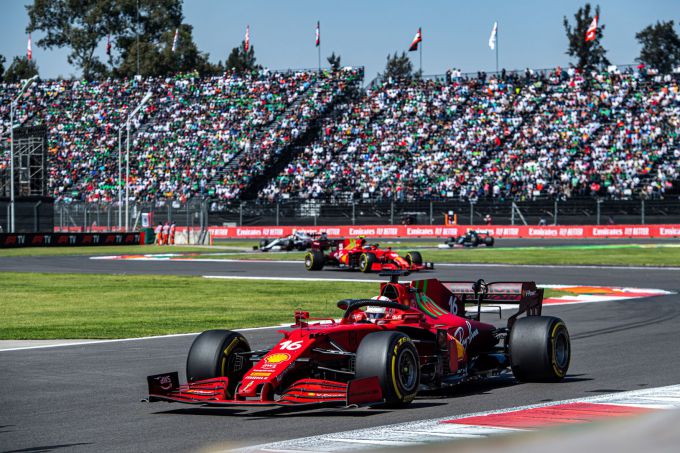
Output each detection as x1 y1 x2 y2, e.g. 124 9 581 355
264 353 291 364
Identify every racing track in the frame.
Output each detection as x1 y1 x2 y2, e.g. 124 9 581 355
1 252 679 452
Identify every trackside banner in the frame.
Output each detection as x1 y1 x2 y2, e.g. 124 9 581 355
207 224 680 239
0 232 141 248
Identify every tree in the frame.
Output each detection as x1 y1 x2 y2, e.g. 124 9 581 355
225 41 261 75
26 0 124 79
0 55 6 80
113 0 185 77
382 51 413 81
115 24 217 77
327 52 341 71
25 0 190 79
636 21 680 73
4 56 39 82
563 3 609 70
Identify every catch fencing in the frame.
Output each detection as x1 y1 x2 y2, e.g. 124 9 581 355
51 197 680 232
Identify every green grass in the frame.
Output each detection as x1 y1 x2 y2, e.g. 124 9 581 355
189 244 680 267
0 273 375 339
0 273 573 340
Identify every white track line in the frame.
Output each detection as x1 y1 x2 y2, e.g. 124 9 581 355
436 263 680 271
0 324 285 353
238 385 680 452
203 275 381 283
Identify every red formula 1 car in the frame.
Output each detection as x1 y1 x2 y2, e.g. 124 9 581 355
303 237 434 273
146 272 570 410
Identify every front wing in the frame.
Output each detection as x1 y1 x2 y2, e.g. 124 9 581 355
146 372 383 408
371 262 434 272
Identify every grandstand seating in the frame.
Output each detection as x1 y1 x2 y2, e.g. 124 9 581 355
1 66 678 204
263 67 679 202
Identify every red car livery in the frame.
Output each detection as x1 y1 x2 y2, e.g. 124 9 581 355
146 273 571 409
304 237 434 273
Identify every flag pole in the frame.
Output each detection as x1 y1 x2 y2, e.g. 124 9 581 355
317 21 321 73
495 21 499 73
420 26 423 75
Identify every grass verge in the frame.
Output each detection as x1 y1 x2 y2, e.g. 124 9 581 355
188 244 680 267
0 273 572 340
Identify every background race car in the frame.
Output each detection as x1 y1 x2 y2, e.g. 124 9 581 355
440 230 495 248
257 232 328 252
146 273 570 410
304 237 433 272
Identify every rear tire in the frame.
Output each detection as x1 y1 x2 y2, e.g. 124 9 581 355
304 250 325 270
186 330 251 397
484 236 494 247
359 252 377 273
510 316 570 382
405 251 423 266
355 331 420 407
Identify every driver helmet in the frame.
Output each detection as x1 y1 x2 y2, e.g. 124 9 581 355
366 296 390 321
358 236 367 246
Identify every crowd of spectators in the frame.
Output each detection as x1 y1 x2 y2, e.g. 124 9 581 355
261 66 679 202
1 65 678 205
1 68 362 203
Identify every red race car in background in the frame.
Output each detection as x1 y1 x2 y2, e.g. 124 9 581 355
304 237 434 272
145 272 570 410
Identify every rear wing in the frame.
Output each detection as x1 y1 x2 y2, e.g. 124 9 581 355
441 280 543 327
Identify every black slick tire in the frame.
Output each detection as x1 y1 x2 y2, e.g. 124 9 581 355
484 236 494 247
304 250 324 270
186 330 251 397
405 251 423 266
359 252 377 273
259 239 269 250
355 331 420 407
509 316 570 382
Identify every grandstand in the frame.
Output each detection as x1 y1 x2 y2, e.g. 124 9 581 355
1 65 678 207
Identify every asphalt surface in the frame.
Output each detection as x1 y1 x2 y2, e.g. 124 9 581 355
1 248 679 452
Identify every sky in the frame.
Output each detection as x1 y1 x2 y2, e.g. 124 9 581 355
0 0 678 82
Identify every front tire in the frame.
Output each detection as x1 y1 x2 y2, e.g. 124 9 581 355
259 239 269 250
186 330 251 398
359 252 377 273
483 236 494 247
510 316 570 382
304 250 325 270
355 331 420 407
405 251 423 266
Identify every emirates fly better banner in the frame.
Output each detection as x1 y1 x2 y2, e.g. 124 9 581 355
207 224 680 239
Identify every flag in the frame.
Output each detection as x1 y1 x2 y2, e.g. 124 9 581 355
106 34 111 56
409 27 422 52
489 22 498 50
585 16 598 42
171 28 179 52
27 33 32 61
315 21 320 47
245 25 250 52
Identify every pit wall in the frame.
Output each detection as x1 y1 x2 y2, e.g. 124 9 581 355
207 224 680 239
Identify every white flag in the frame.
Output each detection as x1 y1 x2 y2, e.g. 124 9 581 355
488 22 497 50
171 28 179 52
27 33 32 61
